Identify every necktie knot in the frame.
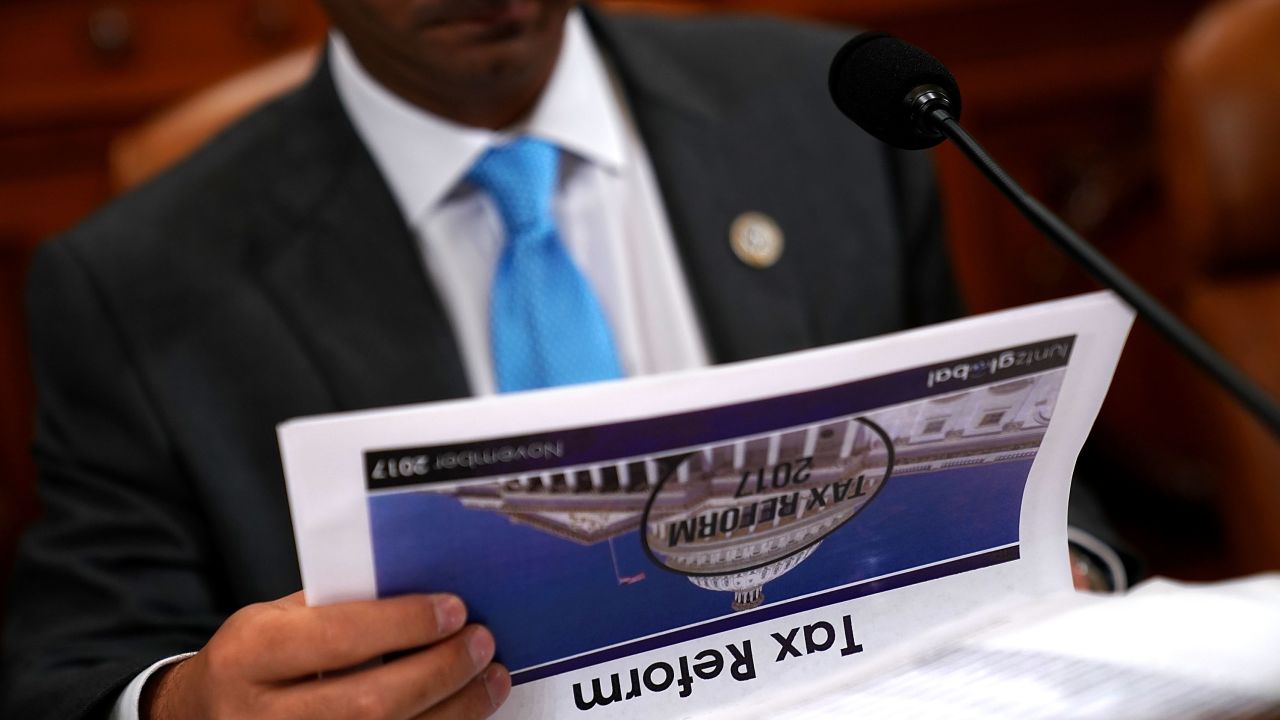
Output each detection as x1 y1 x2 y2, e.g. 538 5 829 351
466 137 559 235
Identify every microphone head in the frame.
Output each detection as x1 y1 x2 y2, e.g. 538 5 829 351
828 32 962 150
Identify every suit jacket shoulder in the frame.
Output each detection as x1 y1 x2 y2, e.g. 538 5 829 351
5 59 464 720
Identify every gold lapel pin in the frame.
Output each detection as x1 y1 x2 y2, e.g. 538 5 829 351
729 212 784 269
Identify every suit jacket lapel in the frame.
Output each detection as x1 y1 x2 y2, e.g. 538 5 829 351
249 14 840 412
585 8 816 365
249 57 472 412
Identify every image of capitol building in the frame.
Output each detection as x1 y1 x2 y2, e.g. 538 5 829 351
437 368 1065 611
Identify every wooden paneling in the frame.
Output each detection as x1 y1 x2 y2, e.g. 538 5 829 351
0 0 325 128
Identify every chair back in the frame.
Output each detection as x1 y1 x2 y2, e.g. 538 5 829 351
1162 0 1280 274
110 47 318 191
1159 0 1280 572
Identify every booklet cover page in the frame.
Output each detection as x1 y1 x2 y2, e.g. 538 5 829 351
280 293 1134 718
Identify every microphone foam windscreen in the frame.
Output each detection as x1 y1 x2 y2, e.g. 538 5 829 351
828 32 962 150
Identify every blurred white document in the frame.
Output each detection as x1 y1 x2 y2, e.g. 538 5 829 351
701 575 1280 719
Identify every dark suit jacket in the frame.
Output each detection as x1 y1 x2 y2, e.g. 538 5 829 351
1 9 958 718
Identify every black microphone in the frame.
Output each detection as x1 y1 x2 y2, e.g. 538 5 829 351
828 33 1280 439
828 32 961 150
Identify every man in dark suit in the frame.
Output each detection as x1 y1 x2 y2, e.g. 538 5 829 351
0 1 956 718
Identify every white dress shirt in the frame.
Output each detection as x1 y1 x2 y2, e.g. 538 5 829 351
112 10 708 718
331 9 708 394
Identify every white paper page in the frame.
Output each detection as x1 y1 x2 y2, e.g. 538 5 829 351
703 575 1280 720
278 292 1134 719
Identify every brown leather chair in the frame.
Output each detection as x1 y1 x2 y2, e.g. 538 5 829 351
110 47 318 192
1159 0 1280 572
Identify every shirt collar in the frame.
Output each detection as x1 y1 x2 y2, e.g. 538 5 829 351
328 9 627 226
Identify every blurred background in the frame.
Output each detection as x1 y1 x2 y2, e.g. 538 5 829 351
2 0 1278 606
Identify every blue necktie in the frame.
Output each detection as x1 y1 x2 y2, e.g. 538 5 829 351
467 137 624 392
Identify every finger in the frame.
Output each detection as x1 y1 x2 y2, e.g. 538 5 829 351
233 593 468 680
274 590 306 607
414 664 511 720
282 625 497 720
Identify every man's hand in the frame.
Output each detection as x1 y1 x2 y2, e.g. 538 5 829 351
142 592 510 720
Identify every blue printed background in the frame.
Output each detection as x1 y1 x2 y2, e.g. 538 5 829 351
368 458 1031 674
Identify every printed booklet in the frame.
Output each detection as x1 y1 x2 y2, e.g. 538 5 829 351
279 292 1134 718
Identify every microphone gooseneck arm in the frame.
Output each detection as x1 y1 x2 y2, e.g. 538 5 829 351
920 104 1280 439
